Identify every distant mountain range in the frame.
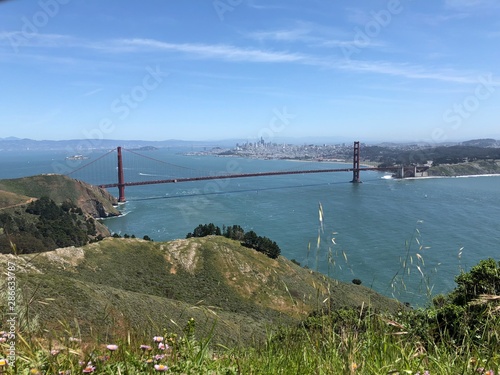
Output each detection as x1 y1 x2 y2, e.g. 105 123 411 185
0 138 236 151
0 137 498 151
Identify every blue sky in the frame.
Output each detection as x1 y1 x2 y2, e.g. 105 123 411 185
0 0 499 143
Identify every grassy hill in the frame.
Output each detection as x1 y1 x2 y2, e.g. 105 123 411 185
0 174 120 218
0 189 33 209
1 236 402 346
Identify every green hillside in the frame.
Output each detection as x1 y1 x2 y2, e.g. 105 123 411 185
0 189 33 209
1 236 402 346
0 174 120 217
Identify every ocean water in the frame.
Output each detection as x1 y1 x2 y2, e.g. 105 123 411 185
1 148 499 306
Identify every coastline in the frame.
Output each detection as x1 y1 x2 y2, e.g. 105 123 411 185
386 173 500 180
209 153 378 168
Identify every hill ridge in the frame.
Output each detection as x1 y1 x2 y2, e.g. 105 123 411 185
1 236 403 345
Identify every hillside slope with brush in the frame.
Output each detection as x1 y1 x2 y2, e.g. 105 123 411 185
0 174 120 218
1 236 402 345
0 174 121 253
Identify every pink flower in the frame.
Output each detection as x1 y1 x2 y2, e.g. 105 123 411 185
106 344 118 351
153 336 164 343
82 366 95 373
140 344 152 351
154 354 165 361
154 364 169 372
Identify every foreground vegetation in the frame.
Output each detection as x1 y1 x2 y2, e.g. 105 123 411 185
1 252 499 374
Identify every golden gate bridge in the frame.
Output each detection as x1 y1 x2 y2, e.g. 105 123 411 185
66 142 415 203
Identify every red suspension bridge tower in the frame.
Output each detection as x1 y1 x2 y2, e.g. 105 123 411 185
351 141 361 183
117 146 126 203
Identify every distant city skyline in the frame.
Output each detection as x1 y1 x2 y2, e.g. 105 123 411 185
1 0 499 143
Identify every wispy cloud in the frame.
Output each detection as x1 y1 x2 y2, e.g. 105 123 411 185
336 60 483 84
0 32 79 49
82 88 104 97
107 38 307 63
445 0 500 10
244 24 385 50
0 32 494 86
420 12 469 25
246 28 312 43
246 0 296 11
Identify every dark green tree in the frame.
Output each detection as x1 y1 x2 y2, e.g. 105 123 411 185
223 224 245 241
243 230 258 248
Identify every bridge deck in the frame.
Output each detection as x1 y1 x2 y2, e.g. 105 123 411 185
98 167 396 188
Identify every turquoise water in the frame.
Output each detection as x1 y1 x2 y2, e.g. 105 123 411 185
1 149 499 306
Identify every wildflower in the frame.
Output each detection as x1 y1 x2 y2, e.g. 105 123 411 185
351 362 358 371
106 344 119 351
154 364 169 372
0 358 7 366
51 349 60 356
0 337 6 343
145 358 154 364
140 344 152 351
154 354 165 361
158 342 168 350
30 369 42 375
153 336 164 343
82 365 95 373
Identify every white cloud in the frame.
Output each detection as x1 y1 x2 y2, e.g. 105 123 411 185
110 38 307 63
0 32 495 86
82 88 104 97
445 0 500 10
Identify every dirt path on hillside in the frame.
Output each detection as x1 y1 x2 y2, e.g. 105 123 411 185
0 197 37 211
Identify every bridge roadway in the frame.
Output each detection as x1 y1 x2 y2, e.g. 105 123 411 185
98 166 395 189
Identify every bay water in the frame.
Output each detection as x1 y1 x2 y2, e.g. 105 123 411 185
1 148 499 306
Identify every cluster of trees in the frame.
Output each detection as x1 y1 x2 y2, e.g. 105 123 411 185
0 196 101 254
112 233 154 241
186 223 221 238
186 223 281 259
